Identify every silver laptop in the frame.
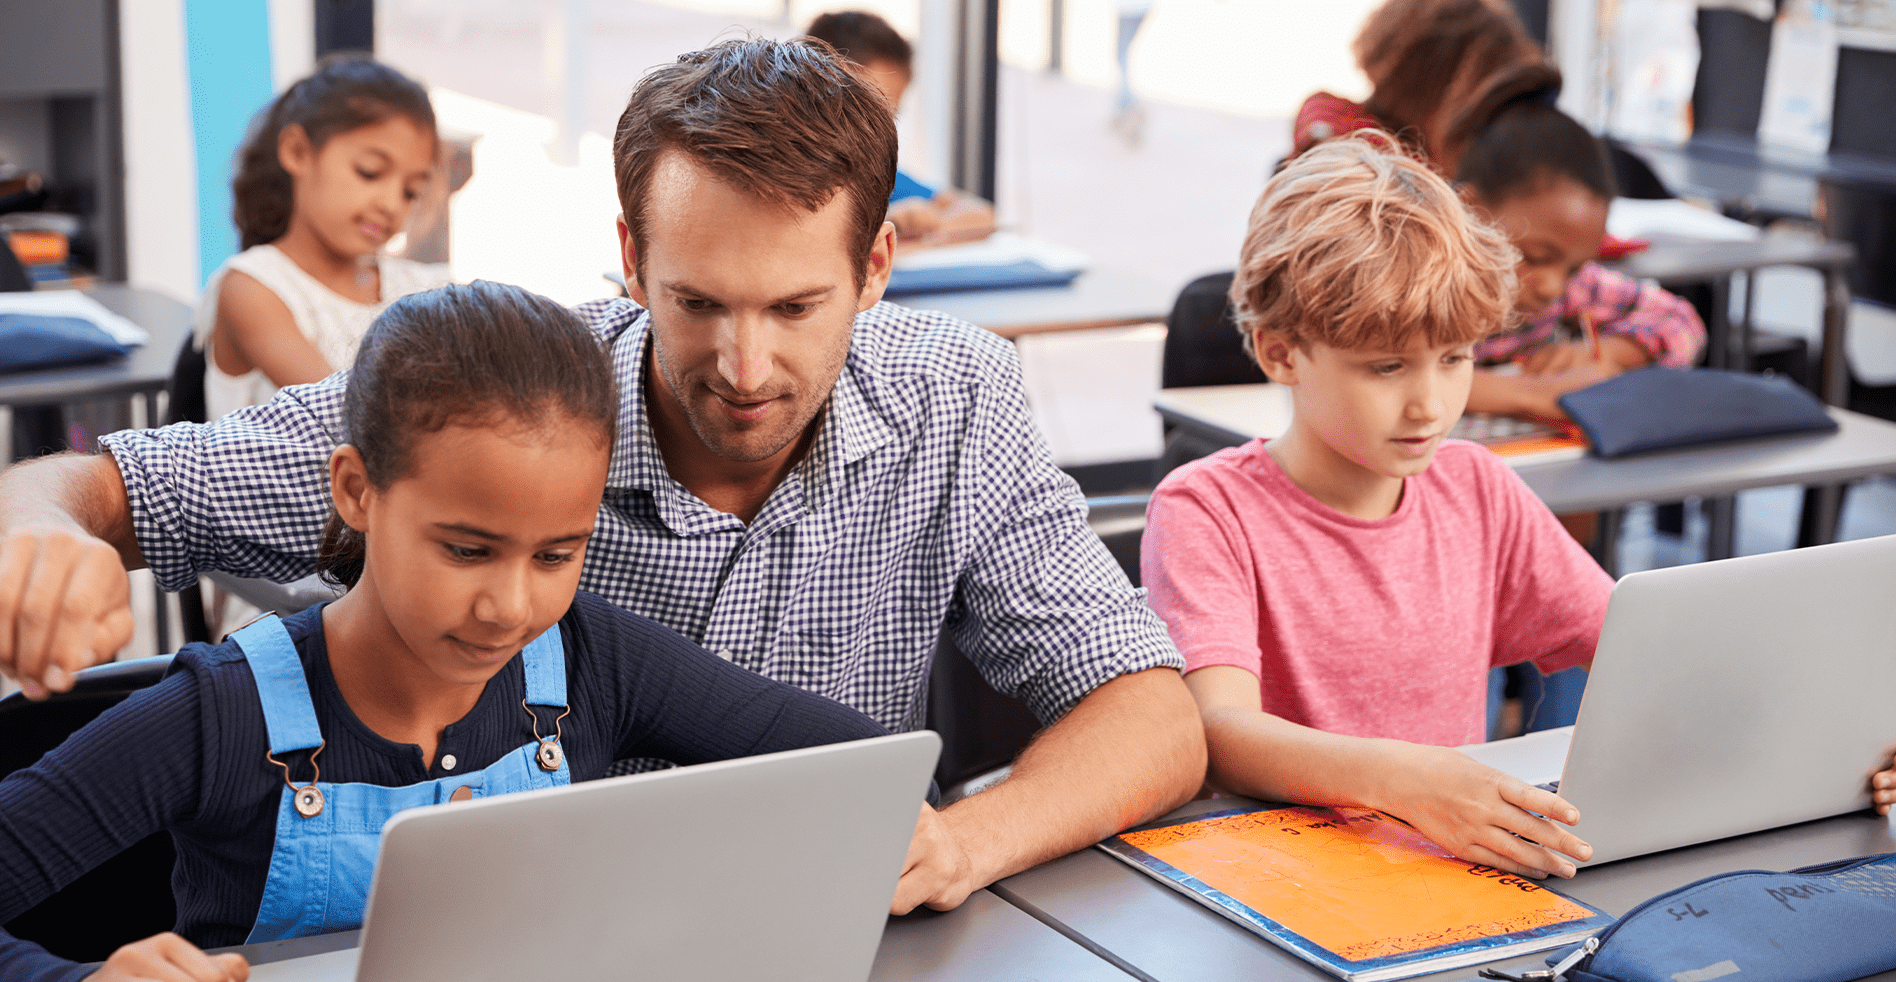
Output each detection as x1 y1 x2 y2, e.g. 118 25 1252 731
247 732 938 981
1550 533 1896 866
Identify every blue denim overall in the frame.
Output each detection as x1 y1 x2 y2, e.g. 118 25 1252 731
233 614 572 943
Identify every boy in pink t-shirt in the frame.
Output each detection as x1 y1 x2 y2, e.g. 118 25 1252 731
1143 134 1611 881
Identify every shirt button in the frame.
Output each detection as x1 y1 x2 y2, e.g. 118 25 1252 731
441 754 458 771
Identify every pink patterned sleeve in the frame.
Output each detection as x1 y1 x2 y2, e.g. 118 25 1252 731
1566 262 1706 368
1476 263 1708 369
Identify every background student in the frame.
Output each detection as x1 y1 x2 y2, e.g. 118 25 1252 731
1291 0 1544 176
1457 74 1705 423
0 282 887 982
804 10 996 250
200 54 451 422
1143 136 1608 880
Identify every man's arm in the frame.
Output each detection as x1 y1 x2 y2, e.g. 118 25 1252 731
892 666 1203 912
0 452 142 697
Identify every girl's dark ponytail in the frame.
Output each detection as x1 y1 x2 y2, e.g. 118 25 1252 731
313 281 618 590
231 54 437 250
1454 64 1616 206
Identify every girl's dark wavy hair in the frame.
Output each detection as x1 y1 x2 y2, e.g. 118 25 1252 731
316 281 618 589
233 54 436 250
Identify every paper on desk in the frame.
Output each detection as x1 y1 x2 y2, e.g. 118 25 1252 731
1016 324 1164 467
1607 198 1759 243
892 232 1089 274
0 290 151 346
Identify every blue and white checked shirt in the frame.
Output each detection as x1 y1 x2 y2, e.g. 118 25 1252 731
102 299 1181 732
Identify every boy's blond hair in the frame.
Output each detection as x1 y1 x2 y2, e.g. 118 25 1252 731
1230 134 1518 356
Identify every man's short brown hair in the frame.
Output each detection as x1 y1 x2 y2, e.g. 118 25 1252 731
612 37 898 287
1230 133 1518 355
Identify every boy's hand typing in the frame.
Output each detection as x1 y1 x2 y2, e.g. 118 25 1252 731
1371 743 1591 879
93 932 249 982
0 527 134 700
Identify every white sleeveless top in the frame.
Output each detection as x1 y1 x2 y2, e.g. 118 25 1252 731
194 244 452 420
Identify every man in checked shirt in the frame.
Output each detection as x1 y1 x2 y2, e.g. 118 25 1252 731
0 38 1204 914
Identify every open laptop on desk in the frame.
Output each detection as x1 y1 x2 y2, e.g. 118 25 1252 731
244 732 938 982
1471 534 1896 867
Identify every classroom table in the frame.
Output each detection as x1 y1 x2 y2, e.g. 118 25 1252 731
0 284 190 431
215 887 1137 981
1610 236 1857 406
1151 384 1896 565
1622 132 1896 223
893 266 1175 339
0 284 192 649
994 795 1896 982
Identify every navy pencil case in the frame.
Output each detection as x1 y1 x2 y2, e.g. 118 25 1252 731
1557 368 1837 458
1484 853 1896 982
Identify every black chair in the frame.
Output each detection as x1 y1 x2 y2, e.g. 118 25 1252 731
925 495 1150 795
1157 273 1266 478
1 656 177 962
1604 139 1674 201
162 327 214 645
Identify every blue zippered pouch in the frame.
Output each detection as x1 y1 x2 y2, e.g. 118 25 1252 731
1491 854 1896 982
1557 367 1837 458
0 312 130 373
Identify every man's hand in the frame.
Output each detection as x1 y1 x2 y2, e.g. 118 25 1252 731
91 932 249 982
1370 743 1591 879
891 802 978 914
0 528 133 699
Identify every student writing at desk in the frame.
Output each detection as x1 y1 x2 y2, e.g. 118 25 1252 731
804 11 997 251
0 38 1203 917
0 283 890 982
1143 137 1607 881
1457 71 1705 423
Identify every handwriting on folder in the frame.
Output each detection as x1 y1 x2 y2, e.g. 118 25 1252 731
1115 806 1597 962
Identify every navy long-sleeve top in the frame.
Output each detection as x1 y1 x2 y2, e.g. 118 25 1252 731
0 592 889 982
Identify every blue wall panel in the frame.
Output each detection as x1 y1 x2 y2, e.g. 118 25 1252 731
185 0 275 283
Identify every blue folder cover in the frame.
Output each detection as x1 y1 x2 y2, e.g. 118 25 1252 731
0 312 130 374
883 259 1081 296
1557 367 1837 459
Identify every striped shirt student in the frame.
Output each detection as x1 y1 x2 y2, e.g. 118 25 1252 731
100 298 1183 736
1475 261 1705 370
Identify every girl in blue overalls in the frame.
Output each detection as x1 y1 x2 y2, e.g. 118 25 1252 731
0 281 889 982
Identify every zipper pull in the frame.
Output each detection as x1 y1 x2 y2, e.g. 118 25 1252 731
1479 937 1600 982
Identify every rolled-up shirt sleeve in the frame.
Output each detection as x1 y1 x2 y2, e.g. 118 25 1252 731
99 379 348 591
945 340 1183 726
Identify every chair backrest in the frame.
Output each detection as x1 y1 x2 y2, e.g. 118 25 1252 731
1831 46 1896 163
1820 175 1896 308
1605 139 1674 201
1 656 178 963
1692 7 1772 139
0 237 31 293
925 496 1152 791
1162 272 1266 390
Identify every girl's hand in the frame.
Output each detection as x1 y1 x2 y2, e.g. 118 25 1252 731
1369 743 1592 880
1523 336 1651 376
1874 765 1896 816
90 933 248 982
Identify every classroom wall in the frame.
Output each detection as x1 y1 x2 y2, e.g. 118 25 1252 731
121 0 310 303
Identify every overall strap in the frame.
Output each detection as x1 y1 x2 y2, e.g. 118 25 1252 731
231 615 325 756
520 623 567 708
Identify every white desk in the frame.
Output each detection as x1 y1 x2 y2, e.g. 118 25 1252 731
220 887 1137 981
893 267 1174 339
997 738 1896 982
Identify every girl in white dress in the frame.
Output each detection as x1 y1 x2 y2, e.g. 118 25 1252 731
197 55 452 420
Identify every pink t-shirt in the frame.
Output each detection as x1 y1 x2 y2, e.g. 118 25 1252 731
1142 439 1612 747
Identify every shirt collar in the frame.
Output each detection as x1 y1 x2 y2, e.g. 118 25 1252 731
603 305 898 505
